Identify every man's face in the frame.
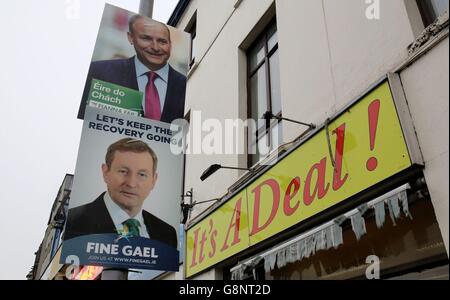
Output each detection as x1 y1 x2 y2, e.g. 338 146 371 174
128 18 171 70
102 150 158 214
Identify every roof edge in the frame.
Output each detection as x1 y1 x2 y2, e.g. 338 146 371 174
167 0 191 27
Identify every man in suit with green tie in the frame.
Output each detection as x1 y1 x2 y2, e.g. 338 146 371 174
64 138 177 249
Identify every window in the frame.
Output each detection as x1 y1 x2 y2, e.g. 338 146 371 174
186 13 197 69
247 21 281 167
417 0 449 27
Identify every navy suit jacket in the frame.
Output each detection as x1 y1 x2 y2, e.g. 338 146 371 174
77 57 186 124
63 192 177 249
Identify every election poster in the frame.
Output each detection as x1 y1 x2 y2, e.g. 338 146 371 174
77 4 190 124
61 106 183 271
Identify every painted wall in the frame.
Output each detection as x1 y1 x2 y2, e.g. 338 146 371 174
400 37 449 254
277 0 416 142
172 0 448 278
177 0 275 217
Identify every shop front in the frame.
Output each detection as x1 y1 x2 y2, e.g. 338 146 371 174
184 74 448 280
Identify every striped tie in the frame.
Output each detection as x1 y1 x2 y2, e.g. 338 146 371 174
122 219 141 237
144 71 161 121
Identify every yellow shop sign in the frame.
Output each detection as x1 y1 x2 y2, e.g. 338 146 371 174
186 80 412 277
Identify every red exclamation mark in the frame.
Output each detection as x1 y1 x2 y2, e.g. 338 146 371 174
366 99 380 171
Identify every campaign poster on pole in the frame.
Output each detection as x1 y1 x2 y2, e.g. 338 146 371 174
76 4 190 125
61 107 183 271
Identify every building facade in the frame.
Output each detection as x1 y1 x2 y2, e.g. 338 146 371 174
30 0 448 281
163 0 449 280
29 174 73 280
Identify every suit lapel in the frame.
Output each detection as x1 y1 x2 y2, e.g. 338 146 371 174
161 66 179 122
91 193 117 234
126 57 139 90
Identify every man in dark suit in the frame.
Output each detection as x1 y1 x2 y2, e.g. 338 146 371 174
64 138 177 249
77 15 186 124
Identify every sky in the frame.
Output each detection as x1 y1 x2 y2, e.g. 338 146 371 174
0 0 179 280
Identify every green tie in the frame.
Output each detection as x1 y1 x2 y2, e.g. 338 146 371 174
122 219 141 237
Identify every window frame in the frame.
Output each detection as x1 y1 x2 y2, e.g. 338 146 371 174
246 20 281 167
416 0 448 27
185 12 197 69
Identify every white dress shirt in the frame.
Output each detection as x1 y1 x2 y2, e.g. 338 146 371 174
134 56 169 116
103 192 150 238
103 193 154 280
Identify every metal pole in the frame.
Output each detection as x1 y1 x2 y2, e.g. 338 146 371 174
220 166 250 171
101 268 128 280
100 1 154 280
139 0 154 18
